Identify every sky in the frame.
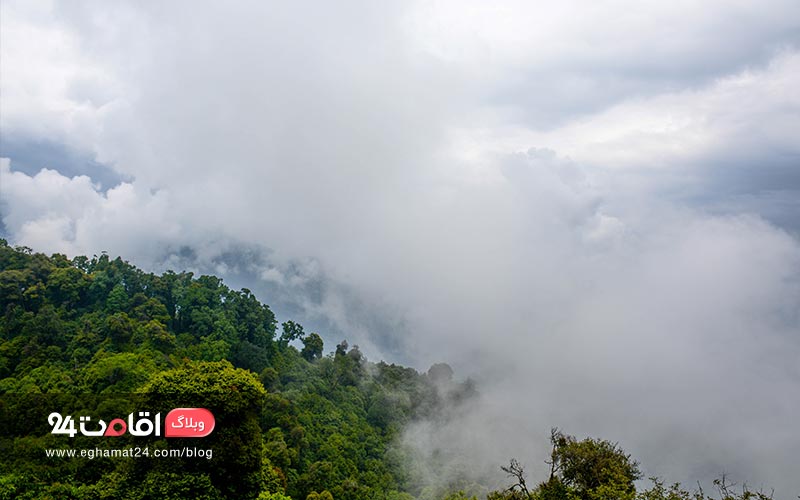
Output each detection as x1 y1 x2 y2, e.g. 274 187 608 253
1 0 799 496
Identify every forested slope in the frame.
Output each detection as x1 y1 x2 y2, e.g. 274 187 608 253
0 240 475 499
0 241 776 500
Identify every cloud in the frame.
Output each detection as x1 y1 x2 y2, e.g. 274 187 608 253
0 136 128 191
2 0 800 495
0 158 181 261
0 0 122 153
407 0 800 127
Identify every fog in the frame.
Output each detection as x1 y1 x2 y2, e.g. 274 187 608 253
2 0 799 496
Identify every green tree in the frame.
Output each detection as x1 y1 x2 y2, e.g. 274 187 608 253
106 283 129 313
546 429 640 500
307 490 335 500
136 471 223 500
258 492 293 500
46 266 89 308
301 333 324 361
142 361 268 499
280 320 305 346
495 431 641 500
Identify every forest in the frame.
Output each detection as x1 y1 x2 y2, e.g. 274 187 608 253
0 241 774 500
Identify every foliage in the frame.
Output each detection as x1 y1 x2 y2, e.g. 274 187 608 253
140 361 267 498
545 428 640 500
492 434 772 500
0 241 462 499
636 476 774 500
0 241 777 500
301 333 324 361
493 430 641 500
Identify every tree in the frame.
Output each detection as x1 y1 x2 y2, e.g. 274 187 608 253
46 266 89 308
258 492 293 500
280 320 305 346
427 363 454 384
636 475 775 500
306 490 334 500
106 283 130 313
137 471 223 500
301 333 324 361
141 361 268 499
501 459 531 497
543 429 640 500
495 430 641 500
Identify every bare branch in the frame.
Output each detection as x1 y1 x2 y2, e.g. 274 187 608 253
501 458 531 497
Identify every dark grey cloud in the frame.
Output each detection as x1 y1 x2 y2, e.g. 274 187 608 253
683 153 800 233
0 135 128 190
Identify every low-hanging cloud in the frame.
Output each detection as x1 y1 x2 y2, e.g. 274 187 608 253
2 0 799 496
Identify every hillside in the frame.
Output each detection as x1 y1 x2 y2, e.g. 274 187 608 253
0 240 482 499
0 241 774 500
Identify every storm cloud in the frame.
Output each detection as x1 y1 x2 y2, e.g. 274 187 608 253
2 0 799 496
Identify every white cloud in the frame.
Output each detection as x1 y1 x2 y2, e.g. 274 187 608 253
0 158 184 261
451 50 800 174
0 1 124 153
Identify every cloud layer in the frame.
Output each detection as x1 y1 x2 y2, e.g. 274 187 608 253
2 0 799 495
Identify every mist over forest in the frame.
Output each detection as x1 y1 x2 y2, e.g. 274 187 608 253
1 1 799 499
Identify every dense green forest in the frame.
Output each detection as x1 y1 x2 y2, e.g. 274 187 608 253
0 241 774 500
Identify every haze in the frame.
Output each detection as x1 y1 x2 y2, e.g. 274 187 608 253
1 1 799 495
